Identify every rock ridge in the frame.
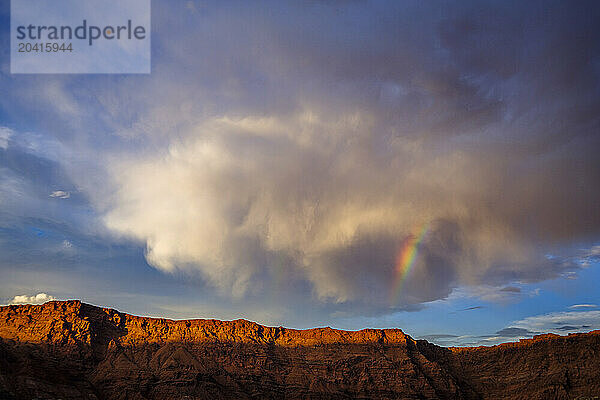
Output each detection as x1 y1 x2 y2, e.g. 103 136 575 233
1 300 599 400
0 300 411 347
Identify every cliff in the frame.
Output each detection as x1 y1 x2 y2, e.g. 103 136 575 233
0 301 598 399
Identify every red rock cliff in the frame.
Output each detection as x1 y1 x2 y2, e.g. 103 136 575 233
0 301 599 399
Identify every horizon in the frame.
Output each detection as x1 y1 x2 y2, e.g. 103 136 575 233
1 0 599 348
4 298 600 349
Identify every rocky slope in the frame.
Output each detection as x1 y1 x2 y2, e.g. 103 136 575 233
0 301 598 399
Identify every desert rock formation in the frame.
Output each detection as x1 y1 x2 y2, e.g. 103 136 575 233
0 301 598 399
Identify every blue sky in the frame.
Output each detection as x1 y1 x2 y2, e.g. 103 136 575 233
0 0 599 346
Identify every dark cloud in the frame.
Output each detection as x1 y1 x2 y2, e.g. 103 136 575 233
458 306 484 312
495 327 538 338
556 325 581 331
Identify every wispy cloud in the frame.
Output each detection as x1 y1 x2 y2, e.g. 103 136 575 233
448 305 484 314
426 307 600 347
451 285 525 304
495 327 538 337
578 246 600 267
461 306 484 311
513 311 600 335
419 334 459 341
569 304 598 309
50 190 70 199
0 127 12 149
499 286 521 293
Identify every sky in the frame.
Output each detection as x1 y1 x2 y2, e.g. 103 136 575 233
0 0 599 347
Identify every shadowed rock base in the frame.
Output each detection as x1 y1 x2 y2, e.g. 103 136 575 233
0 301 598 399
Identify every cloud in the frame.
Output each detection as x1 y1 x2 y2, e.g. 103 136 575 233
500 286 521 293
513 310 600 335
495 327 538 337
429 310 600 347
449 306 484 314
50 190 70 199
9 293 56 305
451 285 525 304
0 127 12 149
460 306 484 311
579 246 600 267
556 325 582 331
569 304 598 309
419 334 459 341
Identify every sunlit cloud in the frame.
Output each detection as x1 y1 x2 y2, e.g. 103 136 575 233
569 304 598 309
8 293 56 305
50 190 70 199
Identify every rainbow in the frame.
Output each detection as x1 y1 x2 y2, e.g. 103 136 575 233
390 224 429 304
